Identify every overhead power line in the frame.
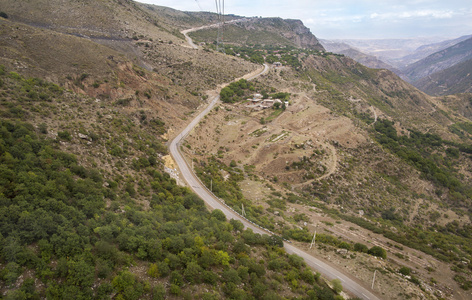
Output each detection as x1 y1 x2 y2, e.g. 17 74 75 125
194 0 203 11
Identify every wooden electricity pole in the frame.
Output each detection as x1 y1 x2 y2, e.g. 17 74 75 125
310 231 316 249
372 270 377 290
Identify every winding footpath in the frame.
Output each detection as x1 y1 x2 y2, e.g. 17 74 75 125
169 26 381 300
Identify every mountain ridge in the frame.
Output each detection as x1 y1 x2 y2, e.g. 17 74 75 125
399 34 472 68
403 36 472 82
188 17 324 51
414 58 472 95
320 39 401 74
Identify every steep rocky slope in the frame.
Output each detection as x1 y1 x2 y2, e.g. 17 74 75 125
398 34 472 68
414 58 472 96
0 0 258 95
403 36 472 83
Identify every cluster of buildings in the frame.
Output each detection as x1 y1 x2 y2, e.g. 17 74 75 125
245 93 289 111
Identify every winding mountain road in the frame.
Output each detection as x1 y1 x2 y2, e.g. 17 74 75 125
169 28 381 300
182 18 252 50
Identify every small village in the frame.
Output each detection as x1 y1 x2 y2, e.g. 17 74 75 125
245 92 289 111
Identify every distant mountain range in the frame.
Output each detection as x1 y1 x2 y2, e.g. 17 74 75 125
323 37 447 65
402 36 472 83
397 35 472 68
322 35 472 96
320 39 401 74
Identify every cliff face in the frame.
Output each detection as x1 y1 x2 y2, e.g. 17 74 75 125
281 19 324 50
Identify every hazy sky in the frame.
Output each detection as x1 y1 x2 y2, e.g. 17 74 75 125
135 0 472 39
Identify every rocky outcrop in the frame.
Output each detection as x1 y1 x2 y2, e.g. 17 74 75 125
282 19 324 50
238 17 324 51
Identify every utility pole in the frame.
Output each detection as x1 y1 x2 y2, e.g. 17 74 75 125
372 270 377 290
241 204 246 217
310 231 316 249
210 179 212 192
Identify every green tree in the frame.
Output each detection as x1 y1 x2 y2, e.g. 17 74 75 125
112 271 144 300
147 263 159 278
301 269 315 284
211 209 226 222
331 278 343 294
66 260 94 287
152 284 166 300
252 282 267 298
170 271 184 286
222 268 241 285
215 250 231 266
203 270 219 285
230 219 244 232
220 87 235 103
184 261 203 284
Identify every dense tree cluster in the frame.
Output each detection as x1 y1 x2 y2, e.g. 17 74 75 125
220 79 255 103
0 120 337 298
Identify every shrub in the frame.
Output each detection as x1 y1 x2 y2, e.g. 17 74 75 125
169 284 181 295
147 263 159 278
338 241 351 250
58 130 72 141
354 243 369 253
203 270 218 285
410 275 421 286
152 284 166 300
399 266 411 276
39 123 48 134
368 246 387 259
331 278 343 294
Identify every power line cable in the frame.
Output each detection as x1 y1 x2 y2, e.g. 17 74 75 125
194 0 203 11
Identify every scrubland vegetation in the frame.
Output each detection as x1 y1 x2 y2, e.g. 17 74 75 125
0 66 344 299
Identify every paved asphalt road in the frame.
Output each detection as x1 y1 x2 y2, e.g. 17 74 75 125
169 31 381 300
